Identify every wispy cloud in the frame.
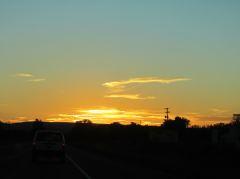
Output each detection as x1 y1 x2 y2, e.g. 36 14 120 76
211 108 228 114
102 77 191 99
15 73 33 78
16 116 27 120
105 94 155 100
14 72 46 83
103 77 191 92
28 78 46 82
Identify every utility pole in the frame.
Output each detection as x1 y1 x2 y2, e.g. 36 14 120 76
164 108 170 120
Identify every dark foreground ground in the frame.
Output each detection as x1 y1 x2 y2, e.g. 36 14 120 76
0 143 174 179
1 142 240 179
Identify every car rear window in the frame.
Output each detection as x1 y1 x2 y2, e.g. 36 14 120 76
36 132 63 142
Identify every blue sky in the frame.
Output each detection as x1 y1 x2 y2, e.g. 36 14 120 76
0 0 240 124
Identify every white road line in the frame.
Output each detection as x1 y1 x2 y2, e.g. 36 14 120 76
66 155 93 179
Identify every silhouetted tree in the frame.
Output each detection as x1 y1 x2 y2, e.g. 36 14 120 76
74 119 93 128
231 115 240 127
161 116 190 130
161 119 175 128
0 120 3 131
32 119 44 133
130 122 137 126
110 122 122 127
82 119 93 124
110 122 122 128
175 116 190 128
75 119 93 124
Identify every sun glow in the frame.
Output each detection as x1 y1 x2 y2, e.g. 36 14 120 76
46 107 166 125
44 107 232 126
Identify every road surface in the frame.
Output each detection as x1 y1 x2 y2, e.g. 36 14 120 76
0 143 175 179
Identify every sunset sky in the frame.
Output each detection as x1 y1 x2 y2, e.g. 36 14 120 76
0 0 240 125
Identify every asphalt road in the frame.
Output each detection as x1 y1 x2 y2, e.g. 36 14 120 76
0 143 175 179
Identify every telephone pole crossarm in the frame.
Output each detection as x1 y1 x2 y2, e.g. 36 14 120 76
164 108 170 120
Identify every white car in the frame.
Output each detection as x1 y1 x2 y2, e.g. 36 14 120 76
32 130 66 163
